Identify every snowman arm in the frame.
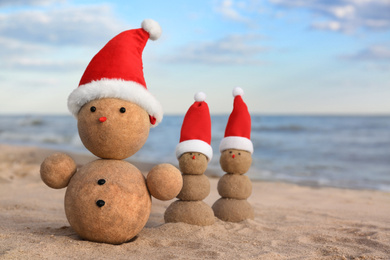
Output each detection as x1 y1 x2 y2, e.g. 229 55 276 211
146 163 183 201
40 153 77 189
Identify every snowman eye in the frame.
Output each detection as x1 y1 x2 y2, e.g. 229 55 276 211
90 106 96 112
238 152 241 155
229 151 232 154
120 107 126 113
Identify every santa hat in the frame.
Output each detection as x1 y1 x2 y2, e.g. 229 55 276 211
67 19 163 126
175 92 213 161
219 87 253 154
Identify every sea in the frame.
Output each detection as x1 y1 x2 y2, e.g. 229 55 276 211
0 114 389 191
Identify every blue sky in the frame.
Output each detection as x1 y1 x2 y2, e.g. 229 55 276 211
0 0 389 115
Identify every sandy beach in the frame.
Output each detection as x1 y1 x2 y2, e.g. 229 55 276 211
0 144 389 259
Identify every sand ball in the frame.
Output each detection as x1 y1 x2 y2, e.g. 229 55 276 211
164 200 215 226
147 163 183 201
220 149 252 175
77 98 150 160
217 173 252 199
40 153 77 189
177 174 210 201
212 198 254 222
178 152 208 175
65 159 151 244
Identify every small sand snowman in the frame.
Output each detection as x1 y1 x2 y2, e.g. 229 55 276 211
40 20 182 244
212 87 254 222
164 92 215 226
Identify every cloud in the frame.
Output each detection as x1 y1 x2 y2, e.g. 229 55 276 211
0 0 65 7
0 37 83 71
164 34 267 65
214 0 268 26
0 37 44 56
0 5 127 46
2 57 86 71
341 45 390 61
269 0 390 33
215 0 249 22
0 3 128 71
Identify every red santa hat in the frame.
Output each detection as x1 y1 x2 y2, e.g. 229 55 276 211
67 19 163 126
175 92 213 161
219 87 253 154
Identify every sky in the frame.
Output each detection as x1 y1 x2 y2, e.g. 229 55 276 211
0 0 389 115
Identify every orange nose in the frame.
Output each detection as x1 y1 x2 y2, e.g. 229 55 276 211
232 154 235 159
99 117 107 123
192 155 196 160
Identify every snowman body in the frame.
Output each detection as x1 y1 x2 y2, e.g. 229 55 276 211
212 87 255 222
164 92 215 226
65 159 151 244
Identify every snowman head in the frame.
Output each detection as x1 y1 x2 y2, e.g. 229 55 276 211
219 149 252 174
77 98 150 159
67 20 164 159
178 152 208 175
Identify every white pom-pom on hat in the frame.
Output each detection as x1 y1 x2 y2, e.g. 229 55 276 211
194 92 206 102
141 19 162 41
233 86 244 97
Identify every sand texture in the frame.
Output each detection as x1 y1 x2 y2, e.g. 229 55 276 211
1 144 390 259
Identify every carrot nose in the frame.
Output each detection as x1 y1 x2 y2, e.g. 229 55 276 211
192 155 196 160
99 117 107 123
232 154 235 159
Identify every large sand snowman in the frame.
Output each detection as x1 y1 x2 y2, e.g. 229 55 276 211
40 20 182 244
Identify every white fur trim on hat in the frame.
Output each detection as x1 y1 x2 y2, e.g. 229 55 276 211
233 87 244 97
194 92 206 102
219 136 253 154
176 139 213 162
141 19 162 41
67 79 163 126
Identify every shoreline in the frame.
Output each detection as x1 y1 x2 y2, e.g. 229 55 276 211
1 143 387 193
1 144 390 259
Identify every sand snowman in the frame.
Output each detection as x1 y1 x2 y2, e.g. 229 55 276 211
212 87 254 222
164 92 215 226
40 20 182 244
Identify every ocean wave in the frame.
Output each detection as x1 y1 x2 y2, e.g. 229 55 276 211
0 132 67 145
18 117 45 126
253 125 307 132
